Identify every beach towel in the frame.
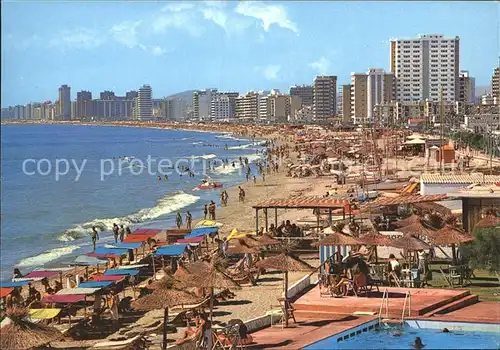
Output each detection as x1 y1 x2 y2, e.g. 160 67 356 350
29 308 61 320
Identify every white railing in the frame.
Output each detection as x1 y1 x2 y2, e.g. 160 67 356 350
378 288 389 326
401 290 412 323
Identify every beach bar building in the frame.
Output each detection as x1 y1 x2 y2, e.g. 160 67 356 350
448 184 500 232
253 196 351 268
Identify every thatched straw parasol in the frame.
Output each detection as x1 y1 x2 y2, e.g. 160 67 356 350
255 234 281 246
255 253 314 327
398 220 439 240
413 202 452 216
474 215 500 229
391 234 431 251
432 226 473 245
132 286 202 350
312 231 363 247
0 307 63 350
175 259 241 322
393 214 421 228
226 239 260 255
147 271 188 290
358 229 393 263
431 226 474 265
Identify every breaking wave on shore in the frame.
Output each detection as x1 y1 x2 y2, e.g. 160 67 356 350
58 191 200 242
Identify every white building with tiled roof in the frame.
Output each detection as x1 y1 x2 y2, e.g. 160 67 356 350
420 173 500 195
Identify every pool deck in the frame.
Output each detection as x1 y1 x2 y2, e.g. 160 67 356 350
248 286 499 349
293 285 470 317
416 301 500 324
248 314 377 349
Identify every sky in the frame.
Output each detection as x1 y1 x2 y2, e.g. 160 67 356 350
1 1 499 106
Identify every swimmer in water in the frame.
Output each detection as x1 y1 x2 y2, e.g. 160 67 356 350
413 337 425 349
441 328 450 333
157 176 161 181
164 175 168 180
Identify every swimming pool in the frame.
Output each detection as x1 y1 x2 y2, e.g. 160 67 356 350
304 320 500 349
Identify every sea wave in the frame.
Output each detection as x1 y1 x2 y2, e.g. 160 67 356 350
17 245 81 268
189 154 217 160
216 134 248 141
227 142 263 150
192 141 203 145
58 191 200 242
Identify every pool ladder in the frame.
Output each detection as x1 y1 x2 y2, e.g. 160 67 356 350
378 289 411 326
401 291 411 323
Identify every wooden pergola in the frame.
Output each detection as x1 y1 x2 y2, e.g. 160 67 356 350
252 196 351 233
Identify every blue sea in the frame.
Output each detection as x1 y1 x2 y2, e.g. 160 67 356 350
1 124 263 281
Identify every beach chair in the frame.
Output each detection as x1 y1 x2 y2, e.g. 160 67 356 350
278 298 296 325
388 271 402 287
266 306 284 328
92 335 145 349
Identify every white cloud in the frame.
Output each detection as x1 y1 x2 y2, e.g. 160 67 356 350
50 28 105 50
153 3 202 36
256 64 281 80
110 20 142 48
309 56 331 75
203 1 226 8
235 1 298 34
151 46 167 56
202 7 227 30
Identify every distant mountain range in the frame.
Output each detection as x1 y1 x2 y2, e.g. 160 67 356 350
164 90 196 105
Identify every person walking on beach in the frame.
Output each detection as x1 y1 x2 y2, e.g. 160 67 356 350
223 190 229 206
112 223 119 243
176 211 183 229
238 186 246 203
208 201 216 220
90 226 99 251
220 191 225 207
186 211 192 230
204 204 208 220
253 175 257 184
125 226 132 237
119 225 125 242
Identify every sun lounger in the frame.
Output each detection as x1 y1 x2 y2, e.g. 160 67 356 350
92 335 144 349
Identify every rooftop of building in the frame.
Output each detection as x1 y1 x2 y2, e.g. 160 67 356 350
448 183 500 198
421 173 500 184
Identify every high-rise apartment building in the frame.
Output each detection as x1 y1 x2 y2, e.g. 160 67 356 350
313 76 337 120
390 34 459 102
492 67 500 101
136 85 153 121
350 73 368 124
235 91 263 120
290 85 313 106
458 71 475 104
193 89 217 119
341 85 352 123
126 90 138 100
76 90 93 119
210 92 239 119
58 84 71 120
100 90 116 100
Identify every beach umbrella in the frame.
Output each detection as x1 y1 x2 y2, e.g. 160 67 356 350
226 239 260 255
255 253 314 327
358 229 393 263
175 259 241 323
431 226 474 265
393 214 421 228
312 230 363 247
474 215 500 229
391 234 431 263
132 283 202 350
413 202 452 216
391 234 431 251
398 220 440 240
147 271 188 290
0 307 63 350
255 234 281 246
